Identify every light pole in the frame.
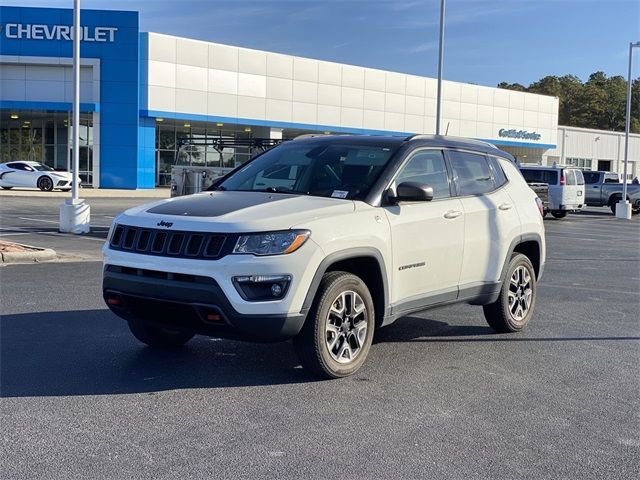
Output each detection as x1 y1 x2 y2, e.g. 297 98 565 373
435 0 445 136
59 0 91 233
616 40 640 220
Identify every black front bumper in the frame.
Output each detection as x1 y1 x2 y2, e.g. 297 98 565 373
103 265 306 342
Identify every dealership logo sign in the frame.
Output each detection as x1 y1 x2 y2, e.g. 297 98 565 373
498 129 541 141
2 23 118 42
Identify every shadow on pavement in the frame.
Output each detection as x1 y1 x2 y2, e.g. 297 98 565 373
374 315 639 344
3 309 638 398
0 309 314 398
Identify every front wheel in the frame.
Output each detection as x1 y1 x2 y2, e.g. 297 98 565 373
1 186 12 190
551 210 567 219
483 253 537 333
37 176 54 191
127 319 194 348
293 271 375 379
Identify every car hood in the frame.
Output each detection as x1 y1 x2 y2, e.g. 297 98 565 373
48 171 73 179
115 191 355 232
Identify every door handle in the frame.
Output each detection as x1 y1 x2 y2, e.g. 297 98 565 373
498 203 513 211
443 210 462 219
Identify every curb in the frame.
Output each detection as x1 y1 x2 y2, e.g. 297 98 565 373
0 244 57 264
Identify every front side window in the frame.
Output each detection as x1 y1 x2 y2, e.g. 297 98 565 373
448 150 494 196
218 142 399 200
392 149 451 199
583 171 599 184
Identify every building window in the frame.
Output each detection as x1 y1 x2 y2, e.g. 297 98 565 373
565 157 592 169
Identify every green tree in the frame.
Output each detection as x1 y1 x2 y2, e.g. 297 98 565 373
497 72 640 134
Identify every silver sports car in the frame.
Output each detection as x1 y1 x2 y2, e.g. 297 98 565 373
0 161 76 191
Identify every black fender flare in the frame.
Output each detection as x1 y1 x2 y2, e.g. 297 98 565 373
300 247 390 322
498 233 544 286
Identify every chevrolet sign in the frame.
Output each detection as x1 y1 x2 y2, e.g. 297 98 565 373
2 23 118 42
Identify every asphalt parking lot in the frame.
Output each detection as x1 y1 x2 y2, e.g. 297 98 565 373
1 195 639 479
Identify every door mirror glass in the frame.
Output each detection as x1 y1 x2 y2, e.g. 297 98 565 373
390 182 434 203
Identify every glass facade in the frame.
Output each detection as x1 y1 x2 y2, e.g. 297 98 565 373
155 120 258 186
0 110 94 185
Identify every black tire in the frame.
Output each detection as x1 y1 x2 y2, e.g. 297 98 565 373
609 196 623 214
483 253 537 333
1 186 12 190
37 176 54 191
60 188 71 192
127 319 194 348
293 271 375 379
551 210 567 219
542 210 548 218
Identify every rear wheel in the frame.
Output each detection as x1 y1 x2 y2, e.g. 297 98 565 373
1 186 12 190
551 210 567 219
483 253 537 333
293 271 375 378
609 196 623 214
127 319 194 348
37 176 54 191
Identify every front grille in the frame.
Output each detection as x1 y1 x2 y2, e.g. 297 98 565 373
109 224 228 260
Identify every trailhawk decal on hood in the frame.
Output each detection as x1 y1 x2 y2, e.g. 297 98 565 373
146 191 300 217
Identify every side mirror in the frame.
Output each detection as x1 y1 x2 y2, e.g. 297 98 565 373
389 182 434 203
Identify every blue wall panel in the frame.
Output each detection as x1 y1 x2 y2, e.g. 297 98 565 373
137 117 156 188
0 6 149 188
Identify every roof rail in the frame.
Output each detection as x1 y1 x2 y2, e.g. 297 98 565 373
403 133 499 149
292 133 333 140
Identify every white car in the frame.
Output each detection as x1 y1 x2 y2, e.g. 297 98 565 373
103 135 546 378
0 161 75 191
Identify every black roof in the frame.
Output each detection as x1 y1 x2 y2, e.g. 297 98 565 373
292 134 515 162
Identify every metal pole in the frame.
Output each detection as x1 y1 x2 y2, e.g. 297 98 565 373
435 0 445 135
622 42 639 201
71 0 80 201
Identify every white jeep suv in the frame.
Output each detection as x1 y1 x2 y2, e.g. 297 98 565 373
103 135 545 378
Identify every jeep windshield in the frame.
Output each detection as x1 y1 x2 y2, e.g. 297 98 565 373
216 140 400 200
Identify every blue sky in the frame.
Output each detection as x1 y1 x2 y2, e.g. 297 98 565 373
4 0 639 87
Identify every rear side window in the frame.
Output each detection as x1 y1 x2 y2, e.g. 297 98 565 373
448 151 495 196
520 169 558 185
488 156 508 187
8 162 29 171
604 174 618 183
575 170 584 185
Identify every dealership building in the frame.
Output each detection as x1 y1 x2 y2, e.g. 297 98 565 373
1 6 638 189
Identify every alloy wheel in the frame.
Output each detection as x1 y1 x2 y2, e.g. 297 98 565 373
39 177 53 191
508 265 533 321
325 290 368 364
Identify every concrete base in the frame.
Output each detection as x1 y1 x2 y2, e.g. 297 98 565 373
615 200 633 220
59 199 91 233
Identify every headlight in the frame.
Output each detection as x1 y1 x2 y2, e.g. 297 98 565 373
233 230 310 256
106 220 117 243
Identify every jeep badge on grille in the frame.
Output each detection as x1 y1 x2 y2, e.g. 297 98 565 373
157 220 173 228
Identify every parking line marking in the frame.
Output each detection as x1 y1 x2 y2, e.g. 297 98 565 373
539 283 637 295
18 217 111 228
